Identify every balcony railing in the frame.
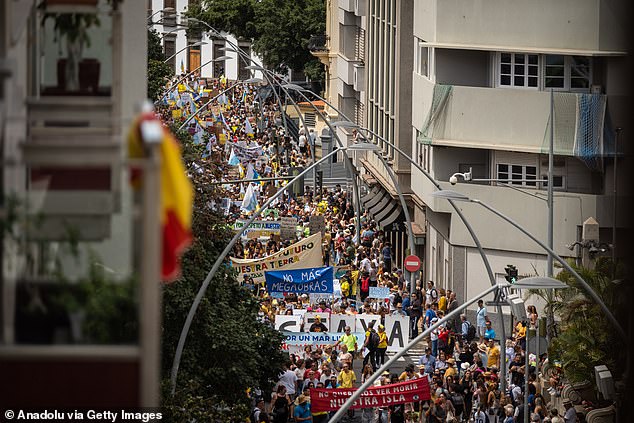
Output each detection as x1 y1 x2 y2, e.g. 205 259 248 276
308 35 329 52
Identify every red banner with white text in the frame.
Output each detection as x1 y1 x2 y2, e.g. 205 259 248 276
309 378 431 412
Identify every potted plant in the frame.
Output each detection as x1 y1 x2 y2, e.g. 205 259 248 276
39 0 101 93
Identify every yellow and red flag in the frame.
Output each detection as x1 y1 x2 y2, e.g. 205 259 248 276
128 112 194 282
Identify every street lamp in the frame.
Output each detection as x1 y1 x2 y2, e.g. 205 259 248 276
430 189 627 341
147 7 175 23
170 147 345 393
163 41 208 63
506 276 567 423
176 81 242 132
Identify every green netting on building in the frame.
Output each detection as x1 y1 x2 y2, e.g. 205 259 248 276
416 84 453 145
541 92 612 172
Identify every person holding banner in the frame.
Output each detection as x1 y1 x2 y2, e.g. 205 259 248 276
376 324 389 366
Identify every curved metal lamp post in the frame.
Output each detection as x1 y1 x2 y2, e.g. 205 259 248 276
163 41 208 64
431 190 627 342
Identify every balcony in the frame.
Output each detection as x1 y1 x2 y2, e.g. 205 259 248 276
416 0 627 54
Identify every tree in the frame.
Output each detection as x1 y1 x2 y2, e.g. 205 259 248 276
545 258 626 385
160 127 287 420
147 29 173 101
196 0 325 79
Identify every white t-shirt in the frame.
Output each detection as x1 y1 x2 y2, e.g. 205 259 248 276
278 369 297 395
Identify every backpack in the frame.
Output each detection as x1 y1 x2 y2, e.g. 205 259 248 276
430 288 438 303
466 322 477 341
368 330 380 350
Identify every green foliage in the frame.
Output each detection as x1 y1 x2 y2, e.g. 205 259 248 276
147 30 173 101
148 29 165 61
196 0 325 78
160 127 286 418
148 59 174 101
547 258 625 384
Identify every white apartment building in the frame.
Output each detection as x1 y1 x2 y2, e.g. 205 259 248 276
148 0 262 80
324 0 628 307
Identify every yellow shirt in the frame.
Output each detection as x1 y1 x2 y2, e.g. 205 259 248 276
516 322 526 339
438 296 448 312
487 345 501 368
339 333 357 353
351 270 360 295
444 366 457 379
338 370 356 388
378 331 388 348
341 280 350 297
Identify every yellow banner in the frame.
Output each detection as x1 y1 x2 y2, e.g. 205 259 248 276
230 233 322 284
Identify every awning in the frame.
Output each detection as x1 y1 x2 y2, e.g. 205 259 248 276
364 189 387 210
379 206 405 230
361 185 381 205
369 194 394 219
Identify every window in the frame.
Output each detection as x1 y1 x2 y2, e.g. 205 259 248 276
497 163 538 187
304 112 316 127
415 39 429 78
498 53 592 92
164 38 176 73
541 174 565 189
499 53 539 88
545 55 591 91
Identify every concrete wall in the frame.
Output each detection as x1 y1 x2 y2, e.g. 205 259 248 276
423 0 626 53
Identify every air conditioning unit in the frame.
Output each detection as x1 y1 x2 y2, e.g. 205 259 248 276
353 63 365 91
591 85 603 94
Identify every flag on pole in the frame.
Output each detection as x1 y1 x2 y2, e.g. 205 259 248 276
240 183 258 213
228 148 240 166
245 117 254 137
245 162 255 180
128 111 194 282
180 59 185 74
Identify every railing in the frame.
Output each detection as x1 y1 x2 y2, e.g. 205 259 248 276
307 34 329 52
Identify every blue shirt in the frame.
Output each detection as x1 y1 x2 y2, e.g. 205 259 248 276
401 298 411 316
418 353 436 374
485 328 496 340
294 402 312 420
425 309 437 326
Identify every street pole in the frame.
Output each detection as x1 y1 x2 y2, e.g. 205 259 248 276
547 89 554 278
612 128 621 266
329 283 502 422
375 152 416 294
170 148 343 393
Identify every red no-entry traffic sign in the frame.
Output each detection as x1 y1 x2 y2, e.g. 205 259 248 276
404 255 421 272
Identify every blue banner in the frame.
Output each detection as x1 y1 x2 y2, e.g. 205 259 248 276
266 266 334 294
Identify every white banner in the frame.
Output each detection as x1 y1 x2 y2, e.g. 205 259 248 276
230 233 322 284
385 315 410 352
275 315 302 332
330 314 357 333
355 314 381 337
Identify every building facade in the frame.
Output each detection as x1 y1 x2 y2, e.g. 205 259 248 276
148 0 262 80
323 0 629 307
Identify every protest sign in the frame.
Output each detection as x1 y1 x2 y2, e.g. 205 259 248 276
280 217 298 241
369 287 390 299
355 314 381 334
266 266 333 294
385 314 410 352
309 379 431 412
280 331 364 355
230 233 322 284
330 314 357 333
234 220 281 239
309 215 326 235
275 315 302 332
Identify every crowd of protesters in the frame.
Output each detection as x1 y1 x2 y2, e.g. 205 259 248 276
156 74 573 423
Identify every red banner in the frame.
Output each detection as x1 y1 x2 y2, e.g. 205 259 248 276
309 378 431 412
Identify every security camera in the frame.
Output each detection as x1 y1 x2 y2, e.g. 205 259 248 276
449 175 458 185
